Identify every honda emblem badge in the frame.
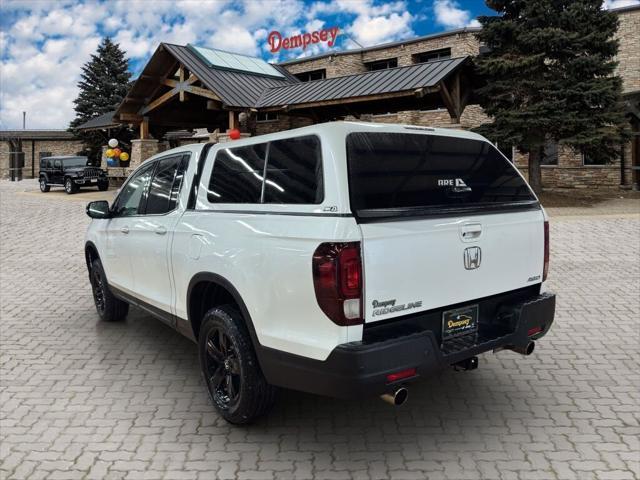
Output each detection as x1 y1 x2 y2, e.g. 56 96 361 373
464 246 481 270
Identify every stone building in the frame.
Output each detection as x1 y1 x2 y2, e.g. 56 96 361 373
77 4 639 190
278 6 640 190
0 130 84 180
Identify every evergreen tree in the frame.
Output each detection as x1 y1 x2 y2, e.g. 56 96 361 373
70 38 132 163
474 0 629 193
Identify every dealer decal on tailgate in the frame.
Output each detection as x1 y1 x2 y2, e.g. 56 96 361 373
372 298 423 317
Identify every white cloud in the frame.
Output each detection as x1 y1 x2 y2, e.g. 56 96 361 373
350 11 413 46
603 0 640 8
0 0 421 129
433 0 477 29
303 0 414 48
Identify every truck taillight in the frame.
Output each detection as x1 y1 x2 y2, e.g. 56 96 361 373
543 220 549 281
312 242 363 326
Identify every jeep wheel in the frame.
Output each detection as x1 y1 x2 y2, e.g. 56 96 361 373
199 306 276 424
90 258 129 322
39 177 50 192
64 177 78 194
98 181 109 192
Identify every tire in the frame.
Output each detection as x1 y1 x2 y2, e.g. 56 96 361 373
90 258 129 322
98 181 109 191
39 177 50 192
64 177 78 194
199 305 277 424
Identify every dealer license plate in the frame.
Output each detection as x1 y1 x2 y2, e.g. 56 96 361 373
442 304 479 342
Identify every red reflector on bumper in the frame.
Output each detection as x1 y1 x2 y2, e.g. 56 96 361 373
528 326 543 336
386 368 417 383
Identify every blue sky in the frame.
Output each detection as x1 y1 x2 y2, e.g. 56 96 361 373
1 0 638 129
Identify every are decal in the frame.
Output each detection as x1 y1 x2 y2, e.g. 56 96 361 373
268 27 340 53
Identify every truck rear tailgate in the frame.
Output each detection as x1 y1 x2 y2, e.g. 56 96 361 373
359 210 544 322
346 129 543 323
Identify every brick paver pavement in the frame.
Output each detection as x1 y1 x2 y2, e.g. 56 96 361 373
1 180 639 480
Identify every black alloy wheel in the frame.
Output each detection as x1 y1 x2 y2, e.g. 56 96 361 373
91 266 106 314
89 258 129 322
198 306 276 424
204 327 242 410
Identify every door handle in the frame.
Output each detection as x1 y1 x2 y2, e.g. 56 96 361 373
460 223 482 241
121 226 129 234
155 226 167 235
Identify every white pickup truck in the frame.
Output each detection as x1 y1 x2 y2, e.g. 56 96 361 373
85 121 555 424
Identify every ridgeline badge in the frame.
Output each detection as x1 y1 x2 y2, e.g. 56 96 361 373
268 27 340 53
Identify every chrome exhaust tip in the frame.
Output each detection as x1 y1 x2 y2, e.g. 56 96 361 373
380 387 409 406
508 341 535 356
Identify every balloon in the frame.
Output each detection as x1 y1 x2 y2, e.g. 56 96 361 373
113 148 122 157
229 128 241 140
106 149 115 158
108 139 118 148
119 152 129 161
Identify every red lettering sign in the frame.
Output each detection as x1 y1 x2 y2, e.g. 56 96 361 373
268 27 340 53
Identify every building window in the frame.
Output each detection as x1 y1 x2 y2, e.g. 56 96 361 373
583 151 607 166
294 69 326 82
365 58 398 71
413 48 451 64
541 141 558 166
256 112 279 122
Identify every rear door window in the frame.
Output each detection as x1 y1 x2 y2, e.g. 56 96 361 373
145 155 188 214
207 144 266 203
346 132 536 217
263 135 323 204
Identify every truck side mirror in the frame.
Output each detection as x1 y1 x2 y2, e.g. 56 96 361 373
86 200 111 219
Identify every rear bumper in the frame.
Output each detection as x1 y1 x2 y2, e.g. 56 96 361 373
258 291 555 399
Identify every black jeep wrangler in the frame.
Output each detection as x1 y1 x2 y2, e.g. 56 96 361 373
39 156 109 194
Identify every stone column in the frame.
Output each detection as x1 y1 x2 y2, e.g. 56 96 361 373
100 145 108 169
130 139 159 170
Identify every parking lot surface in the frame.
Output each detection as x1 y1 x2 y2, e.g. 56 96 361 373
1 180 639 480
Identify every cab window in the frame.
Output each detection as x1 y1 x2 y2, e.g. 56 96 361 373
112 163 154 217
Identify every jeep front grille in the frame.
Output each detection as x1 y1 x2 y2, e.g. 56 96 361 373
84 168 102 179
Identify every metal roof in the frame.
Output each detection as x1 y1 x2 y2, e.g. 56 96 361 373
257 56 468 108
162 44 294 108
0 130 77 140
76 111 119 131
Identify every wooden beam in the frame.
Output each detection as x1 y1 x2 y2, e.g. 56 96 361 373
187 74 198 85
439 80 459 123
138 74 162 81
452 72 461 114
179 66 186 102
140 88 178 115
228 111 239 130
119 112 143 122
145 60 178 107
261 90 415 112
414 86 439 99
185 85 221 101
140 117 149 139
162 79 179 88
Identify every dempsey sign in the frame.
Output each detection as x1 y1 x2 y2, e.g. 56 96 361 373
268 27 340 53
